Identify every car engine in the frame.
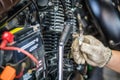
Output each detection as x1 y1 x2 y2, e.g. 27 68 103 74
0 0 120 80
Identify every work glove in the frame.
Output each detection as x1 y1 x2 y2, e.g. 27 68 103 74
71 33 85 64
71 35 112 67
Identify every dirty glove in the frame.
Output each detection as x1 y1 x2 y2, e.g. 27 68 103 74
81 35 112 67
71 33 85 64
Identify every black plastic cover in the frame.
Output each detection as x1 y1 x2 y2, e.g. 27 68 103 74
86 0 120 43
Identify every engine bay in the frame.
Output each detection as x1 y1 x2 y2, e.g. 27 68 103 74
0 0 120 80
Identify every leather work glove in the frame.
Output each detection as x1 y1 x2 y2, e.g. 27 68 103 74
72 35 112 67
71 33 85 64
80 35 112 67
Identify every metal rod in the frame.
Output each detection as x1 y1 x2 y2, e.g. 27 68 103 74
58 23 72 80
58 43 64 80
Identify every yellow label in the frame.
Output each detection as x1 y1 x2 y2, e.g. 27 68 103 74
10 27 23 34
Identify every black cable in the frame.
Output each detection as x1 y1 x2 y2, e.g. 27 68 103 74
30 0 39 11
6 57 28 67
30 0 42 30
0 50 4 66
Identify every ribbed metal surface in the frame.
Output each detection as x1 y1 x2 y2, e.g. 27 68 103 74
43 31 60 52
43 0 64 32
42 0 76 54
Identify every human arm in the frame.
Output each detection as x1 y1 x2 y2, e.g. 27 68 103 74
106 50 120 73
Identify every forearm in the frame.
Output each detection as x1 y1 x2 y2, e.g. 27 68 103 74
106 50 120 73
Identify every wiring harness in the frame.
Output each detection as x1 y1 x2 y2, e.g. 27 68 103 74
0 31 39 68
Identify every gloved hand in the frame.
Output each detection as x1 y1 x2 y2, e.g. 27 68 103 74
71 33 85 64
71 35 112 67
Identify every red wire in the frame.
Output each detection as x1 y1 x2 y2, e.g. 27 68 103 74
15 68 24 78
0 40 7 48
0 32 39 78
0 46 39 67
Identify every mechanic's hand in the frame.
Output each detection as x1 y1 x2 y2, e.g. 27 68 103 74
81 35 112 67
71 33 85 64
71 35 112 67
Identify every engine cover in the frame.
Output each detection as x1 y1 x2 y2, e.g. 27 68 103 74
86 0 120 45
